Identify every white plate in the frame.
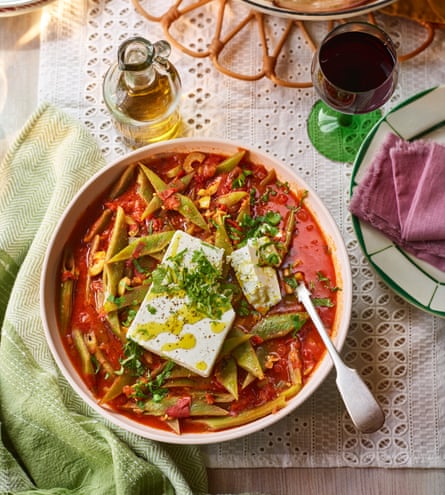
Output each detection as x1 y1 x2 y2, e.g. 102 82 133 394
239 0 396 21
0 0 54 16
350 85 445 318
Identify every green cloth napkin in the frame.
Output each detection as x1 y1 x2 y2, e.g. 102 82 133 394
0 103 209 495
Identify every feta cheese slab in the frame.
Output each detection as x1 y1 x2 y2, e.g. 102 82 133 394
127 231 235 377
230 237 282 314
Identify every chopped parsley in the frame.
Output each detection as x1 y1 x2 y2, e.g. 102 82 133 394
146 304 157 314
238 210 282 244
122 308 138 327
150 248 232 320
107 294 125 307
284 275 298 290
149 360 175 402
232 169 253 188
316 271 341 292
260 187 277 203
116 339 145 377
276 180 290 194
130 360 175 406
284 274 336 308
237 299 251 317
312 297 334 308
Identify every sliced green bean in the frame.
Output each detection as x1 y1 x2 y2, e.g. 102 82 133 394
84 331 114 376
192 384 301 430
251 312 307 341
215 150 246 174
177 194 209 231
168 366 200 379
218 327 251 358
163 378 209 388
141 195 162 220
165 418 181 434
241 372 256 389
233 341 264 380
85 234 101 303
215 357 238 400
102 208 127 342
277 208 296 262
141 397 229 417
100 372 133 404
165 164 183 179
105 311 124 342
139 163 168 193
59 248 76 335
259 168 277 188
72 328 94 376
108 206 129 258
213 211 233 257
103 206 128 296
84 208 113 243
109 163 137 199
191 392 234 403
236 198 250 224
103 284 150 313
177 172 195 192
191 392 284 430
140 172 195 220
136 167 154 205
108 231 174 263
216 191 248 207
188 400 230 417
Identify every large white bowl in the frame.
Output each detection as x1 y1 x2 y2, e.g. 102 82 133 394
41 137 352 444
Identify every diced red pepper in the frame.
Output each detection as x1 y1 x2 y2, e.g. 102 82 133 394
166 396 192 418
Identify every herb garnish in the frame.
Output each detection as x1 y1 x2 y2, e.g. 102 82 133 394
237 299 251 317
130 360 175 406
238 210 282 244
312 297 334 308
116 340 145 377
122 308 138 327
283 274 336 308
316 271 340 292
150 248 232 320
232 169 253 188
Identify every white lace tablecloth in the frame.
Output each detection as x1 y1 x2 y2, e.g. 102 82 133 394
38 0 445 469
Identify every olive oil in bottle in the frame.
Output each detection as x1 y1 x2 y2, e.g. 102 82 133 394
103 37 182 148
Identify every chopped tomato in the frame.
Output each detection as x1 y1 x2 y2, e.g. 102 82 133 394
166 397 192 418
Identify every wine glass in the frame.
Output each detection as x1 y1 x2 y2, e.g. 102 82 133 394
307 22 399 163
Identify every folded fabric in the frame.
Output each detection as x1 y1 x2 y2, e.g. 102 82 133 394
349 132 445 271
392 137 445 242
0 103 210 495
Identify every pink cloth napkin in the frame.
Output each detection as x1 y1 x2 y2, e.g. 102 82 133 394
349 133 445 271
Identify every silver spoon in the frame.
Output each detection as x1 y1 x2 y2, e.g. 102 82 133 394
296 282 385 433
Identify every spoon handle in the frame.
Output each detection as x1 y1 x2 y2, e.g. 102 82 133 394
296 282 385 433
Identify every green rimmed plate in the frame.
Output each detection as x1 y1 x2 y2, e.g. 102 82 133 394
350 85 445 318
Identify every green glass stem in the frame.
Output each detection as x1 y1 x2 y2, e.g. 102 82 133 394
338 113 353 127
307 100 382 163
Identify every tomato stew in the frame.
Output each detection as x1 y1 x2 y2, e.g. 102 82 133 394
58 150 339 434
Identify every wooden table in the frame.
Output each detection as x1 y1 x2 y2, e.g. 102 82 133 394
1 9 444 495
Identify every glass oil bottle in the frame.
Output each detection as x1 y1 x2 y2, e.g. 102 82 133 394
103 37 182 148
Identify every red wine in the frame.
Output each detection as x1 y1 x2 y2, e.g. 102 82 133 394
317 30 397 113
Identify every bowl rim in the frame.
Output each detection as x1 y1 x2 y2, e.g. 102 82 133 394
40 136 352 445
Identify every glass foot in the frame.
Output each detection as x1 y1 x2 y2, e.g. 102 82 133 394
307 100 382 163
